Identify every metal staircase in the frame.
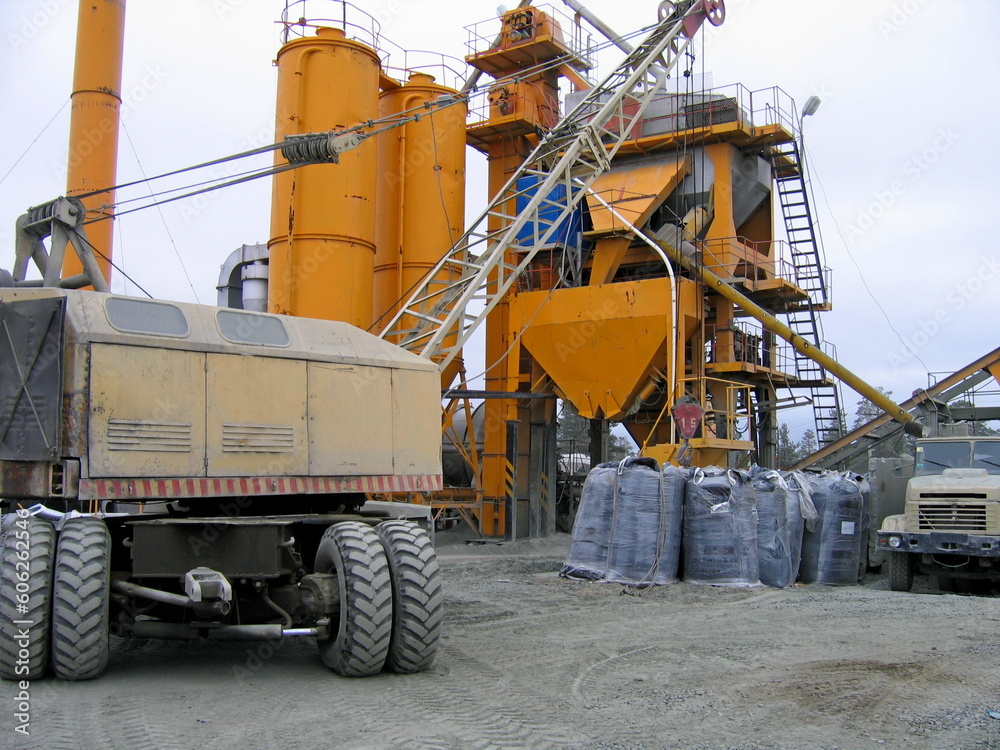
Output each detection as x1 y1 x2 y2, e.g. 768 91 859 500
770 138 844 446
378 1 725 365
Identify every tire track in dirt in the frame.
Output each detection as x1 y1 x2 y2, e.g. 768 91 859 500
352 643 586 750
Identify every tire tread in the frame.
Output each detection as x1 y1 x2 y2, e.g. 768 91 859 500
0 516 55 680
376 521 443 674
50 517 111 681
316 522 393 677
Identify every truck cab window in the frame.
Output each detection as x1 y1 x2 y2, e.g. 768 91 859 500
972 441 1000 473
915 441 971 475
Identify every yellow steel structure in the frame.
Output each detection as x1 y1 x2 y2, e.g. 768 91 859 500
374 73 467 387
463 5 846 483
512 277 694 422
268 27 380 328
63 0 126 285
465 5 589 537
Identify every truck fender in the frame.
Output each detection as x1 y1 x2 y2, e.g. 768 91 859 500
879 514 906 533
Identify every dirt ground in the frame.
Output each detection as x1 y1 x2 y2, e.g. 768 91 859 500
2 530 999 750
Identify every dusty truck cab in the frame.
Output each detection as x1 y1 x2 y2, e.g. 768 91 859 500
0 288 445 680
877 436 1000 592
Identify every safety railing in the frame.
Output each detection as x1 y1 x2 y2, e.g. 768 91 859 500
695 236 833 305
279 0 383 49
564 82 799 142
705 320 797 376
672 376 754 445
379 36 468 91
465 80 562 131
464 4 596 70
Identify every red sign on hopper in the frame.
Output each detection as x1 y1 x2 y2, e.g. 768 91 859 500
673 403 703 440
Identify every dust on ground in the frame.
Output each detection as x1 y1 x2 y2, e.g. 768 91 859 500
2 530 998 750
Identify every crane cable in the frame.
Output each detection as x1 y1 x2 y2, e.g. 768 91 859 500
73 21 660 220
77 92 473 224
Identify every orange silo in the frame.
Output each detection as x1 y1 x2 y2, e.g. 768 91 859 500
268 27 380 328
374 73 466 384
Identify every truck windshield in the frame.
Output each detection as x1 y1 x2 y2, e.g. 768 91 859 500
972 441 1000 474
915 441 971 475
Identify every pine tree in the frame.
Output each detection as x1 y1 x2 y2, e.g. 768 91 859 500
852 387 894 430
799 429 817 457
825 407 848 443
776 423 800 469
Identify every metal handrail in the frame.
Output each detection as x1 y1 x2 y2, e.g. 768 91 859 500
279 0 383 48
464 3 596 69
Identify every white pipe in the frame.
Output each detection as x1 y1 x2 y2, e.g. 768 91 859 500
578 185 678 417
561 0 635 55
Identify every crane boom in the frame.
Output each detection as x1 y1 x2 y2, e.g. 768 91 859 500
377 1 726 364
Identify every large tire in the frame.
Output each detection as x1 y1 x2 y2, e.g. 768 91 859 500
314 522 392 677
887 551 914 592
0 514 55 680
51 517 112 681
376 521 443 673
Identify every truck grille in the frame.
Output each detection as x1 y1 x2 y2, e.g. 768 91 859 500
107 420 192 453
915 503 988 532
222 424 295 453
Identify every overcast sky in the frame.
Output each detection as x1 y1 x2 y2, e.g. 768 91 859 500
1 0 998 439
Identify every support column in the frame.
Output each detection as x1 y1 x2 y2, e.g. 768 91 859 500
504 420 519 542
529 422 544 537
543 416 558 536
589 419 607 469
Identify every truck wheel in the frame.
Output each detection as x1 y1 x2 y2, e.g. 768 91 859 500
314 522 392 677
0 514 55 680
887 552 914 592
376 521 443 673
51 518 112 680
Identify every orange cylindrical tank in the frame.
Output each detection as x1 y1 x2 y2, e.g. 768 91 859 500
374 73 466 379
63 0 126 284
268 27 379 328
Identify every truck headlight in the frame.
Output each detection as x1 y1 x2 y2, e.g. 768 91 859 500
888 536 902 549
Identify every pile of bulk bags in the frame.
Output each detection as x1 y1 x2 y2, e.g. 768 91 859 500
561 458 683 585
562 459 863 589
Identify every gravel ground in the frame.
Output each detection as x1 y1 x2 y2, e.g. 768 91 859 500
1 530 999 750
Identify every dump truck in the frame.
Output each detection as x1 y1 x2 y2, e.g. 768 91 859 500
877 435 1000 592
